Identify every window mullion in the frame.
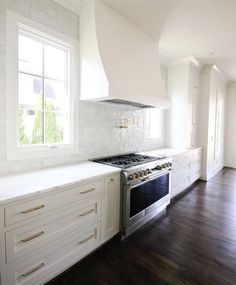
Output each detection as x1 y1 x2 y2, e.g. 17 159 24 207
18 69 66 84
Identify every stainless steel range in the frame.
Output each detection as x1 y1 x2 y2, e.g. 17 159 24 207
92 153 172 238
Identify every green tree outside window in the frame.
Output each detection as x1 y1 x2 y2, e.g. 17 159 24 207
19 95 63 145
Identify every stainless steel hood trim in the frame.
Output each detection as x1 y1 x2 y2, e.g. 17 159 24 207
100 99 157 109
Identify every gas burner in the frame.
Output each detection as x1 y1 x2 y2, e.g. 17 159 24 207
92 153 167 169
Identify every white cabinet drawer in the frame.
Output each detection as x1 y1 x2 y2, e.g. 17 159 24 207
6 197 101 263
6 221 101 285
4 180 102 226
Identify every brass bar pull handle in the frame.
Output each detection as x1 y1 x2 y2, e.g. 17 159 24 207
21 231 45 243
79 209 95 217
80 188 95 194
21 263 45 277
78 234 94 244
21 204 45 214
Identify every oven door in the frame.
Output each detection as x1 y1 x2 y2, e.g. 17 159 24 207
123 172 170 228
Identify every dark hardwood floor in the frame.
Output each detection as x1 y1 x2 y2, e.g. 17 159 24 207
48 168 236 285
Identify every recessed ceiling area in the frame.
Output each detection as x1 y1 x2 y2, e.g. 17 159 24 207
53 0 236 82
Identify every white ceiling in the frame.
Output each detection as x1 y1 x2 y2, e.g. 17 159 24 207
54 0 236 82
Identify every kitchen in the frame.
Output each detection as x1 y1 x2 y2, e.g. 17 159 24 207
0 0 235 284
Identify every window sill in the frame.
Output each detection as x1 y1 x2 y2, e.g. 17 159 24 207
6 144 79 161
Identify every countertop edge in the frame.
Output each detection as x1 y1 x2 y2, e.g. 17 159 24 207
0 163 121 206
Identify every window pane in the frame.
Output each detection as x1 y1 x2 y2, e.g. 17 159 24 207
17 31 71 148
45 111 65 144
44 45 67 81
149 109 163 138
18 35 43 75
145 109 163 139
18 109 43 145
19 73 43 110
45 79 68 113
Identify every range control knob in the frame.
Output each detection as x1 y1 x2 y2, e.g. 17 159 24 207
156 165 162 170
161 164 165 169
139 171 144 177
143 170 147 176
128 174 134 180
134 172 139 179
147 169 152 174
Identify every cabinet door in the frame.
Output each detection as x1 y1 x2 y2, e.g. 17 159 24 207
188 149 202 184
171 150 202 198
214 91 224 161
192 87 198 127
102 175 120 242
171 154 189 198
187 63 199 148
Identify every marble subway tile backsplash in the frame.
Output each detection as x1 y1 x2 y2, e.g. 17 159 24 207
78 102 164 161
0 101 164 175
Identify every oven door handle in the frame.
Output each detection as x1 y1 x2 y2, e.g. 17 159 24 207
128 171 170 190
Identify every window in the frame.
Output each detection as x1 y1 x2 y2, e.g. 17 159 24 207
145 108 164 140
6 11 78 160
18 32 70 146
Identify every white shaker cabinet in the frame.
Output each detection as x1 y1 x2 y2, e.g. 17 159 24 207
0 172 120 285
171 148 202 198
188 63 199 147
102 174 120 242
199 65 226 181
167 57 200 149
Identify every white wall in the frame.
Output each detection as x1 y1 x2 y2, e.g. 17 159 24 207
0 0 166 176
225 83 236 168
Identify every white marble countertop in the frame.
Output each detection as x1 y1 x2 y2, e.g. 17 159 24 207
0 162 120 205
0 148 201 205
139 147 201 158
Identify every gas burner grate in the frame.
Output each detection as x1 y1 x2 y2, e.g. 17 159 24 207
92 153 166 169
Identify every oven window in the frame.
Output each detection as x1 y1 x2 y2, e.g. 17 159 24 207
130 173 169 218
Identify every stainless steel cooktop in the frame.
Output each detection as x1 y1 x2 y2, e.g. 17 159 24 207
92 153 167 169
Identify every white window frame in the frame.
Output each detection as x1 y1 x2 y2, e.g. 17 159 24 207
6 11 79 161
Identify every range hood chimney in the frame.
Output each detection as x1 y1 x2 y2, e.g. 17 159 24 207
80 0 170 108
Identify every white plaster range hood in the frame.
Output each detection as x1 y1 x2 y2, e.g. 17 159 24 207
80 0 170 108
